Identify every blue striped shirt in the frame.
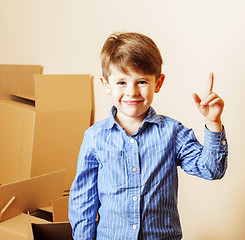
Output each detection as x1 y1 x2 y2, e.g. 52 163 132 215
69 106 228 240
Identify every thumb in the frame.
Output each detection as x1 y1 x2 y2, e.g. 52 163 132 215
193 93 201 108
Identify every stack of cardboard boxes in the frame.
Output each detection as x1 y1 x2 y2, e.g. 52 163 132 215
0 65 93 239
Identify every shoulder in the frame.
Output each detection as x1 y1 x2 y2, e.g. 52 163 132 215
146 107 182 130
157 114 183 129
153 113 193 138
80 117 113 153
84 116 112 137
153 114 196 148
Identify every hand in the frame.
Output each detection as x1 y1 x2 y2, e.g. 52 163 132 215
193 72 224 132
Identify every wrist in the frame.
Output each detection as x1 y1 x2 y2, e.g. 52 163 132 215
205 119 223 132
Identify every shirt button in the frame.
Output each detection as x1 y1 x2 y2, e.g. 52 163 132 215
130 138 135 143
132 167 137 172
222 140 226 146
133 196 137 201
133 225 137 230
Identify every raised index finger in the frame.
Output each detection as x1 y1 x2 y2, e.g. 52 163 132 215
207 72 214 93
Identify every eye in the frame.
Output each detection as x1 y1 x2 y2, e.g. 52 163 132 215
138 80 148 85
117 81 126 85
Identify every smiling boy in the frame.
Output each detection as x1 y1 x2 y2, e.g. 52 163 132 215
69 32 228 239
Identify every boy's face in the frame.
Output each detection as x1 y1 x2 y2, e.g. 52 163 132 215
101 66 164 124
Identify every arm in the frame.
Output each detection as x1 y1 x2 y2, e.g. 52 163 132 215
176 123 228 180
177 73 227 179
69 130 99 240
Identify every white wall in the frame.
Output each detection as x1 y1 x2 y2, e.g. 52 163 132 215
1 0 245 239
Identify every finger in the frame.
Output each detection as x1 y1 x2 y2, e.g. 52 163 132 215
201 92 218 106
209 96 224 106
209 98 220 106
192 93 201 108
206 72 214 93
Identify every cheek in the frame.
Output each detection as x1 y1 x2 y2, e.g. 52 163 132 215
142 88 155 100
111 89 123 100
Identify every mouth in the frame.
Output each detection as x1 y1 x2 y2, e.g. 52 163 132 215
121 100 143 105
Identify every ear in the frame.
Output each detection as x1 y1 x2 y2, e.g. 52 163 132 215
100 77 111 95
154 74 165 93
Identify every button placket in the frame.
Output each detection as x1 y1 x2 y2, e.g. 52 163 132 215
127 135 140 231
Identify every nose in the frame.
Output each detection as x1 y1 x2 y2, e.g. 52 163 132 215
126 84 139 97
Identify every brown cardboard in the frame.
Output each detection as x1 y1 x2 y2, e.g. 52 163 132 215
29 196 73 240
37 196 69 222
0 99 36 183
0 64 43 99
1 214 73 240
31 222 73 240
52 196 69 222
0 213 48 240
0 170 65 222
0 65 93 190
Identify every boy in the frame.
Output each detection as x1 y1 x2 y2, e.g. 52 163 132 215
69 32 228 239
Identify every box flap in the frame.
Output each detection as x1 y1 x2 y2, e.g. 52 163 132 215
11 94 36 103
0 65 43 98
38 206 53 213
0 213 48 240
52 196 69 222
34 195 69 223
0 170 65 222
34 74 93 111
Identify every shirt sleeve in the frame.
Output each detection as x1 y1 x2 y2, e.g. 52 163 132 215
69 129 99 240
175 123 228 180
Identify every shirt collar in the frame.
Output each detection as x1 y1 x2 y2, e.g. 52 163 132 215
143 107 162 126
104 106 118 129
105 106 162 130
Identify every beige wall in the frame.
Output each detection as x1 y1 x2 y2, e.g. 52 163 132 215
1 0 245 239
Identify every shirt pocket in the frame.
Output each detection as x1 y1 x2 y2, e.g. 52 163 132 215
99 150 127 188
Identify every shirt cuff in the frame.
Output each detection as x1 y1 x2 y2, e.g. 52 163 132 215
204 125 228 152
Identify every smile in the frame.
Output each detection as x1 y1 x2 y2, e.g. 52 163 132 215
122 100 143 105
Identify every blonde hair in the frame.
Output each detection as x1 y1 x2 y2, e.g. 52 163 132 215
100 32 163 81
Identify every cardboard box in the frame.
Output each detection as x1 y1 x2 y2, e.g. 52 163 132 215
0 213 72 240
0 170 65 223
0 65 93 190
0 170 73 239
0 64 43 99
30 196 73 240
31 221 73 240
0 213 48 240
36 195 69 222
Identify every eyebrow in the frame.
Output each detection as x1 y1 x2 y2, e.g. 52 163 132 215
116 77 149 82
112 75 151 83
115 77 126 82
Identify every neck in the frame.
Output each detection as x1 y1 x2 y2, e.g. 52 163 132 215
115 113 145 135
